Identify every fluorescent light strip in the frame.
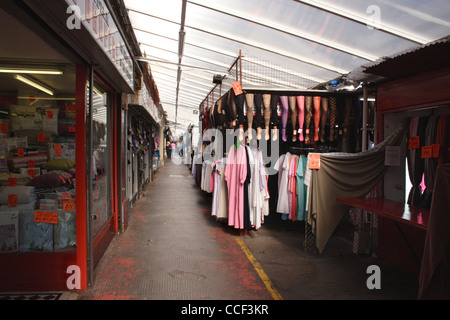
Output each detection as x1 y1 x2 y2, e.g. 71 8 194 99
0 68 63 75
14 74 54 96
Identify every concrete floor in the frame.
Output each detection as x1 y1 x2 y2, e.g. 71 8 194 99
75 160 419 300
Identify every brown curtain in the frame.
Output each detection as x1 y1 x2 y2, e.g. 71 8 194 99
307 120 408 253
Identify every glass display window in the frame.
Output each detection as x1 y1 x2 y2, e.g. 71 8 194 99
0 65 77 254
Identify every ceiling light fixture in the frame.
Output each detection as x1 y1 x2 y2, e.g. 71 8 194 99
0 67 63 75
14 74 55 96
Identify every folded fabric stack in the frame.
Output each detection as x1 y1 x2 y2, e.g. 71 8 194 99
19 211 53 252
8 154 48 171
14 130 54 145
49 142 75 164
0 210 19 252
0 186 37 252
0 173 32 186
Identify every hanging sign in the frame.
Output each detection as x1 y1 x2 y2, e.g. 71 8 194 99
63 199 76 211
421 146 433 159
54 144 63 157
232 81 243 96
385 146 401 166
17 148 24 158
7 178 17 187
408 136 420 149
309 154 321 170
8 194 18 207
38 133 46 142
432 144 440 158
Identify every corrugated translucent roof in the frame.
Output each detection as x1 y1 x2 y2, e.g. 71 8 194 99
124 0 450 134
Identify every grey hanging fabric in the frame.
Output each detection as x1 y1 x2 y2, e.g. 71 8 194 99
418 164 450 299
307 119 408 253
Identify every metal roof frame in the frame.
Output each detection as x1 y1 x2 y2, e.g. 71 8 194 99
124 0 450 136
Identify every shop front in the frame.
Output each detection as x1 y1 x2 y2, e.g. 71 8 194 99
0 0 135 291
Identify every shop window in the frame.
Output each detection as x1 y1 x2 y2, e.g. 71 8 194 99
88 83 112 236
0 65 77 254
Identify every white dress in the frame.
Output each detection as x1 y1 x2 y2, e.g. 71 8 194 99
275 153 291 214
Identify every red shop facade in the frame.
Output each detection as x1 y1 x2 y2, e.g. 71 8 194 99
0 0 135 291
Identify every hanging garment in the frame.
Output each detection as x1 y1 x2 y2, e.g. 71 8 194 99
201 160 212 193
275 153 291 215
435 114 448 167
288 154 298 221
289 96 298 142
236 93 246 127
246 93 255 131
305 96 313 144
224 144 247 229
270 95 280 127
297 96 305 141
313 96 321 142
214 162 229 220
254 148 270 229
329 97 337 142
296 155 307 221
320 97 329 143
420 115 439 208
280 96 289 142
211 160 223 217
243 146 252 230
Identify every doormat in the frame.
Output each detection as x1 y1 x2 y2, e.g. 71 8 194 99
0 292 63 300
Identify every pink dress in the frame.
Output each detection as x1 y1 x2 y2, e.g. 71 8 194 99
224 145 248 229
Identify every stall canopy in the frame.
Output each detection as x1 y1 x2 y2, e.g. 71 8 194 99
123 0 450 134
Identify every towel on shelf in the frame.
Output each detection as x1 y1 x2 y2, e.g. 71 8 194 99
0 186 36 204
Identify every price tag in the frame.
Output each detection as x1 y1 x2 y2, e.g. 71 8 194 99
309 154 321 170
28 160 35 168
421 146 433 159
8 194 18 207
7 178 17 187
408 136 420 149
46 110 54 119
61 192 72 200
34 211 58 224
17 148 24 158
232 81 243 96
37 133 46 142
0 123 8 133
54 144 63 157
63 199 75 211
68 126 76 133
432 144 440 158
27 169 37 178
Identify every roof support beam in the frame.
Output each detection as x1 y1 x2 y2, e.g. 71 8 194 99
176 0 188 132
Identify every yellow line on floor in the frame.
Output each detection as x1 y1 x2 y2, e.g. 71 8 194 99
234 236 283 300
